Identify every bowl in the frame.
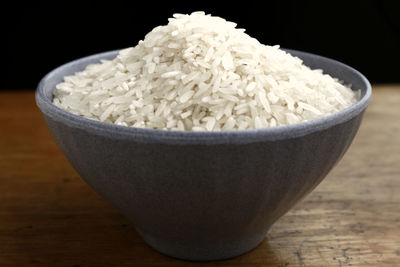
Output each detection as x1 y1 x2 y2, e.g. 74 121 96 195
35 49 371 261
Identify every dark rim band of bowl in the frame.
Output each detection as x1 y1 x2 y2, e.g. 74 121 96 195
35 49 372 145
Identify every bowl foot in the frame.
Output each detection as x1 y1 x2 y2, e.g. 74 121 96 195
136 229 266 261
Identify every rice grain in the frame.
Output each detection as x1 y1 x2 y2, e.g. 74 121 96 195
53 11 358 131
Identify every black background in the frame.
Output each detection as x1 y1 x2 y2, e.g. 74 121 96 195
2 1 399 90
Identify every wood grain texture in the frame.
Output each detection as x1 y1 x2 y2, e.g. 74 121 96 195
0 86 399 266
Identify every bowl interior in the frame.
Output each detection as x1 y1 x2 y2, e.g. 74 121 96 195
36 49 371 144
40 49 370 101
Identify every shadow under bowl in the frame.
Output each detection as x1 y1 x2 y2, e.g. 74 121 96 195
35 49 371 261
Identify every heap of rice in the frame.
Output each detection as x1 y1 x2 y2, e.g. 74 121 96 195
53 11 358 131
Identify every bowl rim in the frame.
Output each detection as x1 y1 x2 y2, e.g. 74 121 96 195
36 49 371 145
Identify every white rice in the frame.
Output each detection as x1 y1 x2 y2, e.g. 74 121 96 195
53 11 359 131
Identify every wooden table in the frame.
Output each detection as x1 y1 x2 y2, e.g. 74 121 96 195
1 86 399 266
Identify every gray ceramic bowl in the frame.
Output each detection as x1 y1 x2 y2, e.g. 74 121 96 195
36 49 371 261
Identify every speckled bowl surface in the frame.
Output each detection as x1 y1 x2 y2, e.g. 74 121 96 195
36 49 371 261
